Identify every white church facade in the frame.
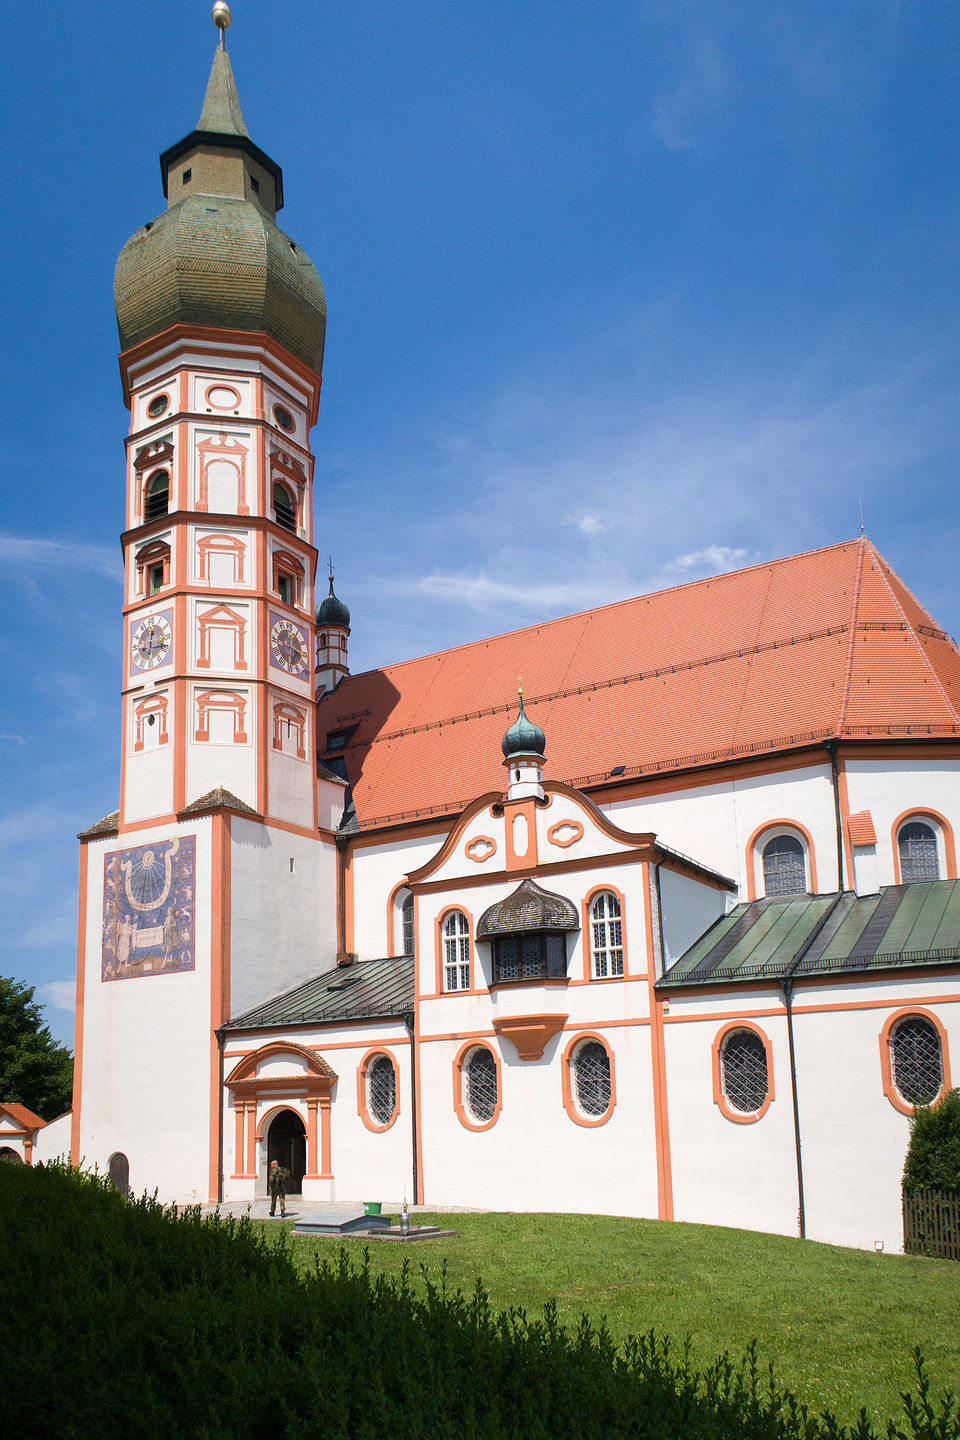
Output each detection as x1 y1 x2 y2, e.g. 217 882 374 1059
36 14 960 1254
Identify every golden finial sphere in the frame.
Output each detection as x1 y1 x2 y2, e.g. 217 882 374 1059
212 2 232 30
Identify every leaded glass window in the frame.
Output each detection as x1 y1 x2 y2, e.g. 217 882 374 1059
898 823 940 883
144 469 169 522
401 893 414 957
762 835 806 897
590 892 623 978
721 1030 769 1114
573 1040 611 1117
464 1047 497 1123
367 1055 396 1125
443 911 470 991
492 932 566 983
891 1016 943 1105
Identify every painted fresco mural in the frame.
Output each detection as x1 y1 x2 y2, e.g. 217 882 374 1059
102 836 196 981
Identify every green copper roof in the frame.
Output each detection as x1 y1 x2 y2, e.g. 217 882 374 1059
501 695 546 757
315 577 351 629
659 881 960 988
224 956 414 1030
197 48 249 136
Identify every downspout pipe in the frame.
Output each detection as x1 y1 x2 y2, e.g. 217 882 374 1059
215 1024 226 1205
777 890 846 1240
824 739 846 892
402 1010 419 1206
335 832 349 956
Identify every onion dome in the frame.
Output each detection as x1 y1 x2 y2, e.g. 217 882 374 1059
114 27 326 374
477 879 579 939
315 576 351 630
501 692 545 757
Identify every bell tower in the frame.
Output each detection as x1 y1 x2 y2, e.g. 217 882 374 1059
72 7 342 1202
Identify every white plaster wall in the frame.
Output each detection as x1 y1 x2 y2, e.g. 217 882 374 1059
192 373 254 418
605 762 840 895
33 1111 72 1164
416 1025 659 1215
792 978 960 1251
843 758 960 886
657 868 728 970
124 713 174 822
351 832 448 958
317 778 346 832
268 747 314 828
187 706 256 809
664 998 801 1237
228 820 338 1016
77 822 215 1203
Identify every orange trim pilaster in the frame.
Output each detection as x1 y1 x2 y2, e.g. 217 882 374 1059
208 812 230 1201
70 844 89 1165
835 755 855 889
245 1102 257 1179
319 1097 332 1178
231 1103 245 1179
643 862 673 1220
305 1098 320 1178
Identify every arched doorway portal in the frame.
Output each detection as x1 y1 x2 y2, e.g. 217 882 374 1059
0 1147 22 1163
267 1109 306 1193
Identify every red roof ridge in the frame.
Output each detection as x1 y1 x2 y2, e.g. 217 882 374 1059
865 539 960 726
332 537 865 691
0 1102 46 1130
837 535 867 733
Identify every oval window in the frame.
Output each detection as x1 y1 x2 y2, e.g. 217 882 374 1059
572 1040 611 1118
367 1055 397 1126
464 1047 497 1124
273 404 295 433
721 1030 769 1114
147 394 169 418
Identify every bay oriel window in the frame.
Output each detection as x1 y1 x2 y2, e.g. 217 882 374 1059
477 878 579 985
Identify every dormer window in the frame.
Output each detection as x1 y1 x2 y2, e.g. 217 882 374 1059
273 481 296 532
144 469 170 522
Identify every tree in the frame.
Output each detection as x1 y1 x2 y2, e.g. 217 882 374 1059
902 1087 960 1192
0 977 73 1121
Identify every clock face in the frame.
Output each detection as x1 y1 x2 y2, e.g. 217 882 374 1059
270 616 308 676
131 612 173 671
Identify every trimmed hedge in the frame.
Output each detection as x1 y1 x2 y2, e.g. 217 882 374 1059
1 1163 957 1440
904 1089 960 1192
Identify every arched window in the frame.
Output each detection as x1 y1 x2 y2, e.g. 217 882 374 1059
898 822 940 883
144 469 169 522
720 1030 769 1114
762 834 806 897
367 1054 397 1126
590 892 623 978
571 1039 612 1118
890 1016 943 1105
401 893 415 957
463 1046 498 1124
108 1152 130 1193
273 481 296 533
442 910 470 991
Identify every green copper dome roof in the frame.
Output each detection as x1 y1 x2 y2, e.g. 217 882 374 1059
114 44 325 374
315 577 351 630
501 695 546 758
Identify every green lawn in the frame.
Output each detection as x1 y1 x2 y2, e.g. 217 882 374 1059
275 1212 960 1428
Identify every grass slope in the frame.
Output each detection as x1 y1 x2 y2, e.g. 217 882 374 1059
280 1211 960 1426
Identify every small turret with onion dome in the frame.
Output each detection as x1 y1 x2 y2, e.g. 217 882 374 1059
315 572 350 696
501 686 546 800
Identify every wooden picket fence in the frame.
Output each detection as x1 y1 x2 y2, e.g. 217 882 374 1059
902 1188 960 1260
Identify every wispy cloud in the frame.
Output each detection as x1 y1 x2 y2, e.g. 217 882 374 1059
0 733 26 745
668 545 756 574
0 533 122 581
37 979 76 1014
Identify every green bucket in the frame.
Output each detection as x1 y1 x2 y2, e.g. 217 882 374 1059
364 1201 382 1216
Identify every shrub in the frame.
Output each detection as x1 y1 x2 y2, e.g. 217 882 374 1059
1 1161 958 1439
903 1088 960 1192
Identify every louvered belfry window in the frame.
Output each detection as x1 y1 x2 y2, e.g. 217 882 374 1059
144 469 169 522
762 835 806 897
898 822 940 883
891 1016 943 1105
573 1040 612 1117
721 1030 769 1113
464 1047 497 1123
273 481 296 532
367 1055 396 1125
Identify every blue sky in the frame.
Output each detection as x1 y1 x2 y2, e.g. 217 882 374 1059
3 1 960 1049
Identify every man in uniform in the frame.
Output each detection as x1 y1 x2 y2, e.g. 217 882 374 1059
267 1158 291 1217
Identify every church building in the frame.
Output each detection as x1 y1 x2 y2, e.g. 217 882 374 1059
49 10 960 1253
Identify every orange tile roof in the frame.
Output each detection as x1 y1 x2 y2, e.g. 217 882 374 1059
847 810 878 846
0 1103 46 1130
317 539 960 830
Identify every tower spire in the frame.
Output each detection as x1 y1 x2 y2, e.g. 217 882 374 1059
198 6 250 137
